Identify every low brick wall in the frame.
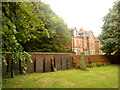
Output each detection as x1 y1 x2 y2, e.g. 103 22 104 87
72 55 110 68
73 55 109 62
26 53 111 73
3 52 117 77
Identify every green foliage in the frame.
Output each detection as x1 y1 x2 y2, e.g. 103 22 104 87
2 2 43 66
87 64 93 68
95 63 102 67
22 2 71 52
75 55 86 70
98 0 120 56
75 62 80 69
87 62 110 68
79 55 86 70
2 2 71 68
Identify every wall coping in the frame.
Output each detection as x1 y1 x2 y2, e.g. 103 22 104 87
28 52 73 55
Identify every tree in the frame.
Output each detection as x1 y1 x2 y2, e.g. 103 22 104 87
2 1 71 66
2 2 47 69
98 0 120 56
21 2 71 52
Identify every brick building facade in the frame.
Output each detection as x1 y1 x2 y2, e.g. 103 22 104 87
70 27 101 55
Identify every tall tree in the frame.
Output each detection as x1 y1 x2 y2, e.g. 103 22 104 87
2 2 47 64
2 1 71 65
21 2 71 52
98 0 120 56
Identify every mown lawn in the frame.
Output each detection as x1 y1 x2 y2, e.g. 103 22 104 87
2 64 118 88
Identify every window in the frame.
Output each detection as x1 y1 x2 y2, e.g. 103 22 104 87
74 40 76 46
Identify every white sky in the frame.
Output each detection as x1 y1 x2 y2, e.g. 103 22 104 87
41 0 116 37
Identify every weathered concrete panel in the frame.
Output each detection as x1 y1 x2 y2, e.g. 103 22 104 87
68 56 73 68
45 56 51 72
55 56 61 70
36 56 44 73
61 55 67 70
26 56 34 73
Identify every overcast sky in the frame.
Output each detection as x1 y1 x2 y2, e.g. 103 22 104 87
41 0 116 37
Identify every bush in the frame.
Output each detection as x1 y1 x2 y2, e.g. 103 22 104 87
87 64 93 68
87 62 96 68
87 62 104 67
95 63 102 67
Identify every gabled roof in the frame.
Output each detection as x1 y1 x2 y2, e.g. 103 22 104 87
70 27 96 39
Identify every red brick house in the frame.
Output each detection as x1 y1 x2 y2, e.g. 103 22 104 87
70 27 101 55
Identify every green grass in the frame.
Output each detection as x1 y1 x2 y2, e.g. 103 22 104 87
2 64 118 88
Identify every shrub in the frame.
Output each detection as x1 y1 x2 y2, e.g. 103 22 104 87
95 63 102 67
87 64 93 68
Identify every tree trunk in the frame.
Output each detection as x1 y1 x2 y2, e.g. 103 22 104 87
11 59 14 78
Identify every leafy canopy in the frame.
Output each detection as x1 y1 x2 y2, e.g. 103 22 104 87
2 2 71 65
98 0 120 56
